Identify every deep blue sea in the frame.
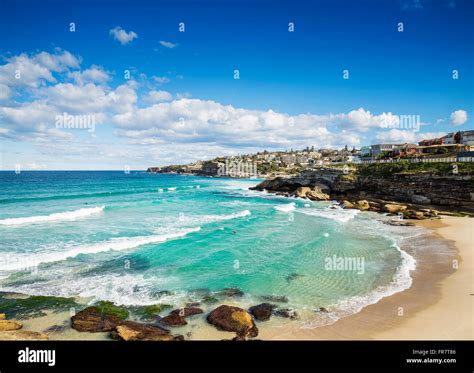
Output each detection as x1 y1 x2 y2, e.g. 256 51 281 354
0 171 420 325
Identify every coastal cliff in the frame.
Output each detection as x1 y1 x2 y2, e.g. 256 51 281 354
251 163 474 218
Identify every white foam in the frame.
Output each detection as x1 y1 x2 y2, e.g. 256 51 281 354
0 206 105 226
167 187 176 191
297 206 359 223
175 210 251 225
274 203 296 213
0 227 201 271
0 272 187 307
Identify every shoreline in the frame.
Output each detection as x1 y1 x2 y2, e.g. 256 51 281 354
0 212 471 340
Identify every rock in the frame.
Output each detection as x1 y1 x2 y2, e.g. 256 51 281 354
355 200 370 210
410 194 431 204
160 307 204 327
169 307 203 317
113 321 180 341
306 186 330 201
0 320 22 331
160 313 187 326
286 273 304 282
217 288 244 298
207 305 258 338
382 203 408 214
43 324 68 334
260 295 288 303
274 308 298 320
202 295 219 304
249 303 274 321
316 307 329 313
414 211 426 220
294 186 312 198
0 330 49 340
186 302 201 307
383 220 415 227
71 306 122 332
341 200 355 209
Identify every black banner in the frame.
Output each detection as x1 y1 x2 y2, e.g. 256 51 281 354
0 340 472 372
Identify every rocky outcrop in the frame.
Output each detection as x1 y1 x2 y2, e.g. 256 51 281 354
248 303 274 321
251 168 474 217
207 305 258 338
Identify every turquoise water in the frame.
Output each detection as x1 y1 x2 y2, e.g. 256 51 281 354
0 171 417 323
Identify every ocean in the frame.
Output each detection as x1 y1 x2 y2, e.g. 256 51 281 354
0 171 423 326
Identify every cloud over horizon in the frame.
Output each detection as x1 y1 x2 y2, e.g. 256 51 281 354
0 49 469 169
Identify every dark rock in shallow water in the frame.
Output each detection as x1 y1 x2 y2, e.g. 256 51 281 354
316 307 329 313
160 313 187 326
71 307 123 332
217 287 244 298
186 302 201 307
160 307 204 327
43 324 68 334
128 304 173 320
286 273 305 282
248 303 274 321
207 305 258 339
260 295 288 303
383 220 415 227
274 308 299 320
169 307 203 317
202 295 219 304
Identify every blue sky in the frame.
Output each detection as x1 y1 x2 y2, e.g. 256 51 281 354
0 0 472 169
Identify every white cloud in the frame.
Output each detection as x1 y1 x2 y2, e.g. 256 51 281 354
109 26 138 45
144 90 173 103
68 65 110 85
0 50 80 89
159 41 178 49
376 130 446 144
0 84 10 99
450 109 467 126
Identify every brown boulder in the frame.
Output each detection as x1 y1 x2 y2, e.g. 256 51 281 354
382 203 408 214
341 200 355 209
160 307 204 327
160 313 187 326
169 307 203 317
306 187 330 201
248 303 274 321
355 200 370 210
0 320 22 331
71 306 122 332
294 186 312 198
113 321 180 341
207 305 258 338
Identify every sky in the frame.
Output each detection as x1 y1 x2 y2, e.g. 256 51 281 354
0 0 472 170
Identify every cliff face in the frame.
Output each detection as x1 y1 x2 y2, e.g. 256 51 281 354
251 169 474 211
